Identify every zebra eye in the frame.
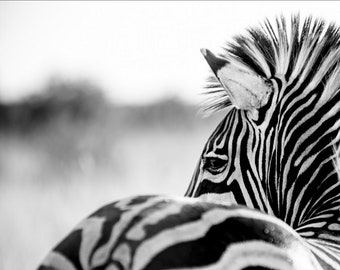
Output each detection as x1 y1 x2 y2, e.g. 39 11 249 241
203 157 228 174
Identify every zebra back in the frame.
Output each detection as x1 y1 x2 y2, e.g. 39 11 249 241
38 195 321 270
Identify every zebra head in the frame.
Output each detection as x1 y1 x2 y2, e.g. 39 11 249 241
186 16 340 232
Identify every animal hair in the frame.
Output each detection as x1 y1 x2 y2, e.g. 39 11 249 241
202 15 340 114
201 14 340 177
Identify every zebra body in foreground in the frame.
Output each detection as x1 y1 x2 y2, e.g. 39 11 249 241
39 195 320 270
38 16 340 270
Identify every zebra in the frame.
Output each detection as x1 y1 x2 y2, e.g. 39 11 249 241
38 195 321 270
37 15 340 270
185 15 340 268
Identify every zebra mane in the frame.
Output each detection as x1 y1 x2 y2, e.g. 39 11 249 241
203 15 340 113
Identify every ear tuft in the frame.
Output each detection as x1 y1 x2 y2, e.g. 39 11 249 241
216 64 273 110
201 48 273 110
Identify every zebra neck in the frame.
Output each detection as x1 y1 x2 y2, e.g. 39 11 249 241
264 92 340 242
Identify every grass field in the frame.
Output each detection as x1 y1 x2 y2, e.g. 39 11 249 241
0 97 223 270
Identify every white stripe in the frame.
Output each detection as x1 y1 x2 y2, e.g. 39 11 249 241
91 196 165 268
198 192 236 206
41 251 77 270
132 208 240 270
176 240 320 270
126 201 186 240
111 243 131 269
132 207 300 270
104 264 120 270
306 240 340 270
76 216 106 270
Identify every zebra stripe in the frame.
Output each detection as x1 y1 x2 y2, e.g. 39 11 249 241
38 195 321 270
185 15 340 269
38 15 340 270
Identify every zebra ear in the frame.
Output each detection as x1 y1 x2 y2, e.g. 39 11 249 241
201 48 273 110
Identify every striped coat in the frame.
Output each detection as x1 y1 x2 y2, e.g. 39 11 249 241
38 16 340 270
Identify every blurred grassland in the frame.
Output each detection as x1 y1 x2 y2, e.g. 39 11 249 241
0 78 224 270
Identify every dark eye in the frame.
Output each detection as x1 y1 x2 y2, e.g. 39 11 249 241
203 157 228 174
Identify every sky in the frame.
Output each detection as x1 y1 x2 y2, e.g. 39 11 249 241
1 1 340 104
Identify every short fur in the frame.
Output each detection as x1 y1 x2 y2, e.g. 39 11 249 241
203 15 340 112
202 15 340 174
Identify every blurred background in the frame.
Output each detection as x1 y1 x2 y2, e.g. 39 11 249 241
1 2 340 270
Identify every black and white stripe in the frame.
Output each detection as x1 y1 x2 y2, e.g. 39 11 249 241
38 15 340 270
38 195 321 270
186 15 340 268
